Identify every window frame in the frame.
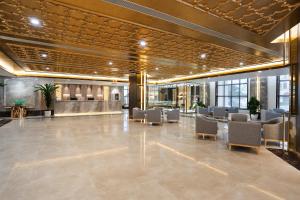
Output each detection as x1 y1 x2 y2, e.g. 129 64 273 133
276 75 290 111
216 79 248 109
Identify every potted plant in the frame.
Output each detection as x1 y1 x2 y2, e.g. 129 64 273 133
248 96 260 120
34 83 58 117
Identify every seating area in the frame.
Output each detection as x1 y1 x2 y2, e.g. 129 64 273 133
132 107 180 125
132 106 289 154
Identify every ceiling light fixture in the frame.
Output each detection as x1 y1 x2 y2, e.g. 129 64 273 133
40 53 47 58
239 62 244 66
108 61 113 65
155 67 159 70
189 71 193 74
45 67 50 70
139 40 147 47
94 71 98 74
200 53 207 59
28 17 42 27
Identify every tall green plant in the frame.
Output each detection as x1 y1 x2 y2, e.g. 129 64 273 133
192 101 206 109
34 83 58 110
248 96 260 115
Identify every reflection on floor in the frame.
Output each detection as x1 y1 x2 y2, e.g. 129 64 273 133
0 114 299 199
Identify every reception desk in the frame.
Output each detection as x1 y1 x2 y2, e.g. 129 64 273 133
54 100 122 114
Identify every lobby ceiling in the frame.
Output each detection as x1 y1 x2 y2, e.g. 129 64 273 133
0 0 298 81
177 0 298 35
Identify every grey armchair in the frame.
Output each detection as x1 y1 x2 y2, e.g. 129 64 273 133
195 115 218 140
263 118 289 147
261 109 282 121
231 113 248 122
132 108 145 121
213 107 227 119
197 107 210 116
166 109 180 122
228 121 261 153
146 109 162 125
227 107 239 114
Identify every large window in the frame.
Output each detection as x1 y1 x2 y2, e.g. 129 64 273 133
277 75 290 111
216 79 248 108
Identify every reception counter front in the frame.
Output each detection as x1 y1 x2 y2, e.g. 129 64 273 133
54 100 122 114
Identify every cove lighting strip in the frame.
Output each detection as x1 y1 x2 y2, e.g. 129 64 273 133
151 61 284 84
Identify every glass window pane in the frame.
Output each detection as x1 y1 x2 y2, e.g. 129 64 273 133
232 97 239 107
224 97 231 107
232 79 239 84
224 85 231 96
225 80 231 84
218 81 224 85
218 97 224 107
240 79 247 83
240 84 247 96
279 96 289 111
280 75 290 81
280 81 290 95
232 85 240 96
240 97 248 109
218 85 224 96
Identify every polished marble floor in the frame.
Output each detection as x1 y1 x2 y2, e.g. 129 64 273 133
0 114 299 200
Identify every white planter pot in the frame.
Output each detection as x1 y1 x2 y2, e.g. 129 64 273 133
250 114 258 120
44 110 52 117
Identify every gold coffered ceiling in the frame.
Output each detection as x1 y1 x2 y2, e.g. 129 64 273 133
0 0 289 80
178 0 298 35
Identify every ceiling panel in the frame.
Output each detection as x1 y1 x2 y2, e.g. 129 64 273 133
0 0 276 80
177 0 298 35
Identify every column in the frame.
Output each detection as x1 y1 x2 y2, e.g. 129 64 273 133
128 72 147 119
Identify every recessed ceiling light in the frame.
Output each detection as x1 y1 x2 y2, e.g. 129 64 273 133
28 17 42 27
155 67 159 70
94 71 98 74
200 53 207 59
40 53 47 58
45 67 50 70
139 40 147 47
108 61 113 65
258 71 262 73
111 68 119 72
189 71 193 74
240 62 244 66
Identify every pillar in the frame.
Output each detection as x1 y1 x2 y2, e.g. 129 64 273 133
128 72 147 119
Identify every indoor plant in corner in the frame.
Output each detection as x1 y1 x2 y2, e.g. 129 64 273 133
34 83 58 117
248 96 260 120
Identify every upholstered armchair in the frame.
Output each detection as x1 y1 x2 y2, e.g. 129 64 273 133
213 107 227 119
230 113 248 122
195 115 218 140
132 108 145 121
228 121 261 153
263 118 289 147
166 109 180 122
197 107 210 116
146 109 162 125
227 107 239 114
261 109 282 121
